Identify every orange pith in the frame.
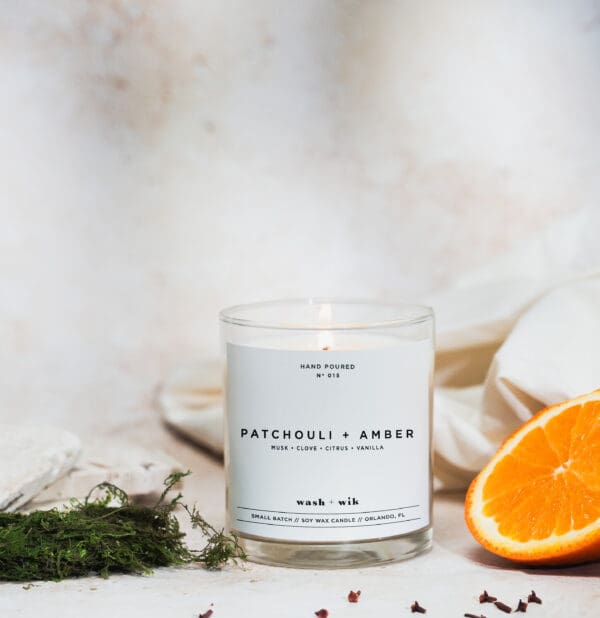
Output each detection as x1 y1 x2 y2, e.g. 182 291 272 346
465 389 600 566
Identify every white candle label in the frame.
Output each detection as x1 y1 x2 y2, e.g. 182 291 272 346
226 341 432 543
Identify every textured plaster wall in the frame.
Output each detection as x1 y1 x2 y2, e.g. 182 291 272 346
1 1 599 435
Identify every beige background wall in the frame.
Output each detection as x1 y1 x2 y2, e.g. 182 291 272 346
1 1 598 435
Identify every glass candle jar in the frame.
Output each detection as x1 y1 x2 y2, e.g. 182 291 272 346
219 299 434 568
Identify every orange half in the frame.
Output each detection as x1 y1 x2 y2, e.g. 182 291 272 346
465 389 600 566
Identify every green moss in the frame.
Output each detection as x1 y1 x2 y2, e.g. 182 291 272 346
0 472 246 581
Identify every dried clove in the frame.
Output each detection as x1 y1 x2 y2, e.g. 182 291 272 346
527 591 542 605
348 590 361 603
464 614 487 618
479 591 498 603
515 600 527 613
315 610 329 618
411 601 427 613
494 601 513 614
199 611 213 618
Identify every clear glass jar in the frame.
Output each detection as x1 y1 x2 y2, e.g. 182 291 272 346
220 299 434 568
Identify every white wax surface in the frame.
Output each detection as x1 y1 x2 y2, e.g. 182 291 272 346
228 331 431 351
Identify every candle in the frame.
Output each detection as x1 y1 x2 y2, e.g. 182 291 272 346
220 299 434 568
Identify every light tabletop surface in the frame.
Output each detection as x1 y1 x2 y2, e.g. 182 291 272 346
2 428 599 618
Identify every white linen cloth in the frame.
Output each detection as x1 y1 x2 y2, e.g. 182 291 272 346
431 206 600 488
160 207 600 490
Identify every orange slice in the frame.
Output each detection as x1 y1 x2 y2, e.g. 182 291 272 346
465 389 600 566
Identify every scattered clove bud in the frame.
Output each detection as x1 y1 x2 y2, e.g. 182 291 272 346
199 611 213 618
464 614 487 618
527 591 542 605
411 601 427 613
494 601 513 613
348 590 361 603
515 600 527 613
480 591 498 603
315 610 329 618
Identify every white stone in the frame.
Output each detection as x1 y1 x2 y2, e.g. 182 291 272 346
30 441 183 508
0 425 80 511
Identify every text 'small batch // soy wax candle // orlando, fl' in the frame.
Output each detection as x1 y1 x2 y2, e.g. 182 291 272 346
220 299 434 568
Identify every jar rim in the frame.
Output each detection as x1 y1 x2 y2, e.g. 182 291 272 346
219 298 433 331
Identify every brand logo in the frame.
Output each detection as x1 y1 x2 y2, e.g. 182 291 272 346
296 497 359 506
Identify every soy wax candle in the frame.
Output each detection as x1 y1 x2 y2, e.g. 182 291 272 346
220 299 434 568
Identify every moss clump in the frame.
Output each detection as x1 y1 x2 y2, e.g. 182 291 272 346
0 472 245 581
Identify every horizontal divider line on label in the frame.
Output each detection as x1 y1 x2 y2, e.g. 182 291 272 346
235 518 421 529
236 505 419 515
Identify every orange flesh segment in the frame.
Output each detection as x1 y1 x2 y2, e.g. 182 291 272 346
569 401 600 489
481 400 600 540
543 403 580 461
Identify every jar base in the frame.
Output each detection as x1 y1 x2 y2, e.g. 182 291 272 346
238 527 432 569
